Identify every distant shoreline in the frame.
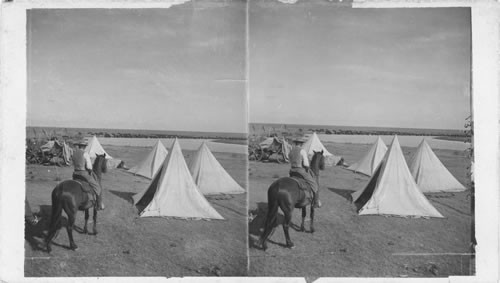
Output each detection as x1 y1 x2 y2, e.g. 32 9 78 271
26 125 469 142
26 126 247 141
433 136 470 142
250 123 467 137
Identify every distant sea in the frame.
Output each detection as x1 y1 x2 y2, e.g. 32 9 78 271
250 123 466 137
27 124 466 140
26 126 247 140
25 126 469 151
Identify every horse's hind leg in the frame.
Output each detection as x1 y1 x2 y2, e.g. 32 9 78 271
92 206 98 235
45 227 59 253
63 204 78 250
310 205 315 233
300 207 306 232
281 206 294 249
83 209 89 234
259 224 275 251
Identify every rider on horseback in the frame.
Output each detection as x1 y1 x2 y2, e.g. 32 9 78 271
289 138 321 208
72 139 105 210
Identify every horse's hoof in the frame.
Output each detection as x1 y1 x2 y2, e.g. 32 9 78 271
286 243 295 249
300 227 305 232
258 240 267 251
70 245 79 251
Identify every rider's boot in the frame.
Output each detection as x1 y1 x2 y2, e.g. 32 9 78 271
96 194 105 211
313 191 322 208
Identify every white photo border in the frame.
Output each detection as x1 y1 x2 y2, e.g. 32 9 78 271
1 0 498 282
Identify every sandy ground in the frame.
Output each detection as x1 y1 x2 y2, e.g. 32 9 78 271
25 145 248 277
248 142 474 277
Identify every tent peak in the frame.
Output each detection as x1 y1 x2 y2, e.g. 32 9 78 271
189 142 245 195
352 134 443 218
133 138 224 219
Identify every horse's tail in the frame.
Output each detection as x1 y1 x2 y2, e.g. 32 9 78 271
259 181 281 250
264 183 280 231
46 184 64 250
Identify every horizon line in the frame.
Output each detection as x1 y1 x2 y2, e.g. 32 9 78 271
249 122 466 132
26 125 247 135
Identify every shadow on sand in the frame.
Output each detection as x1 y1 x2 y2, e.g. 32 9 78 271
25 205 54 251
328 187 355 202
25 205 80 251
25 204 98 252
109 190 136 204
248 202 308 249
248 202 283 249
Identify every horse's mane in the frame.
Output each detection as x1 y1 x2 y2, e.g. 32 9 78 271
92 154 107 173
310 151 325 175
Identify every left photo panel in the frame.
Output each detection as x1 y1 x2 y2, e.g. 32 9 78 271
25 4 248 277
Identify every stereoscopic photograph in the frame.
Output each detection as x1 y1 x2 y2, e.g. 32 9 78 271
7 0 494 281
247 1 474 278
24 3 248 277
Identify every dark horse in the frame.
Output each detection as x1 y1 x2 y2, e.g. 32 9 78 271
258 150 325 250
45 153 107 253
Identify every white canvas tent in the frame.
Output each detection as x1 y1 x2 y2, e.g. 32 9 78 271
409 139 467 193
85 135 112 158
189 142 246 195
347 136 387 176
352 136 443 218
133 138 224 219
128 140 168 179
85 136 122 168
302 132 343 166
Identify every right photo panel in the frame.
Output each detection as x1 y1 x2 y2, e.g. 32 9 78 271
247 1 474 278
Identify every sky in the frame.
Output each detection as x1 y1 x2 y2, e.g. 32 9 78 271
249 2 471 130
27 3 471 132
27 2 246 133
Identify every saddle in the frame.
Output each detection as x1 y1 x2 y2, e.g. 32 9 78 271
72 175 97 209
289 177 314 207
289 177 310 192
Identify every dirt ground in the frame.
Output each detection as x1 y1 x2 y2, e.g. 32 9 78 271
248 142 474 278
25 145 248 277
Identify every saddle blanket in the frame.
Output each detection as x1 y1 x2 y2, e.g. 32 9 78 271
289 177 314 207
72 179 97 202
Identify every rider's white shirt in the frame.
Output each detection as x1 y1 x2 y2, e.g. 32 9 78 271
83 152 93 170
300 148 309 167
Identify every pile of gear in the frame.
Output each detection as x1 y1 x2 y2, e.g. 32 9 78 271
248 136 292 163
26 138 73 166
